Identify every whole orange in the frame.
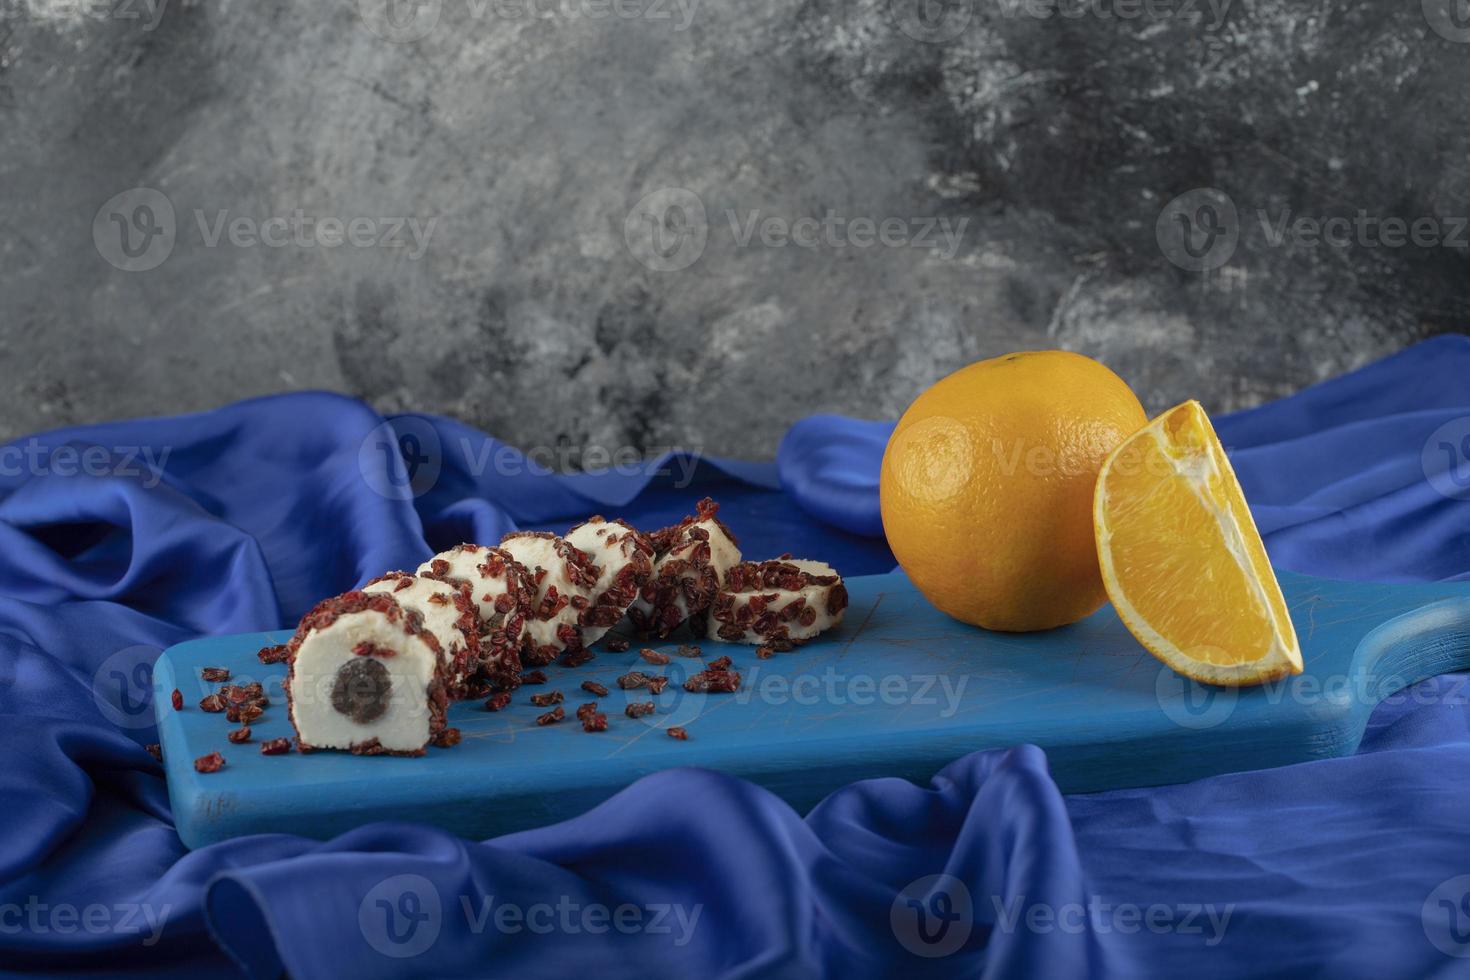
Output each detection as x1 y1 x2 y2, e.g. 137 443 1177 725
880 350 1147 632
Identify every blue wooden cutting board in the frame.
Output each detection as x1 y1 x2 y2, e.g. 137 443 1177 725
154 570 1470 849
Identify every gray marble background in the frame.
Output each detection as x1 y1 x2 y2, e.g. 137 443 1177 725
2 0 1467 459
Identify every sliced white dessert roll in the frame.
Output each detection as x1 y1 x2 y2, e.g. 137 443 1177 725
628 497 742 639
499 531 601 665
286 591 451 755
708 558 848 646
564 516 654 646
362 572 481 699
417 544 533 690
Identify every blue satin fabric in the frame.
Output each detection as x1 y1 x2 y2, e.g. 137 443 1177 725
2 337 1469 978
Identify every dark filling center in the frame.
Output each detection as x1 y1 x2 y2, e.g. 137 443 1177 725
332 657 392 724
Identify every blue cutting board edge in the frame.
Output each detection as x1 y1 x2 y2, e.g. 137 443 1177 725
155 570 1470 849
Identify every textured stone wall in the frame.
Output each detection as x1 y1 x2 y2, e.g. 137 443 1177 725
2 0 1466 459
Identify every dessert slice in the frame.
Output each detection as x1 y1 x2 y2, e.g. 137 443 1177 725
285 591 451 755
418 544 533 690
628 497 742 639
499 531 601 666
361 572 482 698
564 516 655 646
708 558 847 647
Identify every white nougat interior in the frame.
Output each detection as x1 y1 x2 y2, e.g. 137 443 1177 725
291 610 438 752
362 575 468 688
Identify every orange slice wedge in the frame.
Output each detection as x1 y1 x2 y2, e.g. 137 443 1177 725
1093 400 1302 687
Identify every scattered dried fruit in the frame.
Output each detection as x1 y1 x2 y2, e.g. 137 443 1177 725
674 644 703 658
603 637 631 653
640 648 671 665
521 670 548 685
257 644 290 664
260 737 291 755
647 676 670 695
667 726 689 741
529 691 564 707
581 680 609 697
194 752 225 773
145 743 162 761
581 712 608 732
171 689 183 711
485 692 513 712
199 693 226 713
625 701 655 718
228 727 252 743
685 669 741 693
617 671 651 690
431 727 462 748
201 667 231 682
537 706 566 726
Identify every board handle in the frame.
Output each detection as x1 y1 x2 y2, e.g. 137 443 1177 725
1354 596 1470 707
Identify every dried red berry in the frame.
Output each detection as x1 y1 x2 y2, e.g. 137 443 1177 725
708 655 733 671
647 676 670 695
260 738 291 755
201 667 231 682
674 645 703 658
199 694 226 713
529 691 564 707
685 670 741 693
238 704 264 724
604 637 631 653
617 671 651 689
537 706 566 726
560 648 595 668
485 692 513 712
256 644 290 664
171 689 183 710
625 701 655 718
640 648 671 665
756 645 775 660
228 727 252 744
581 680 609 697
194 752 225 773
575 702 598 721
667 727 689 741
522 670 548 685
145 743 162 761
431 727 462 748
582 712 608 732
